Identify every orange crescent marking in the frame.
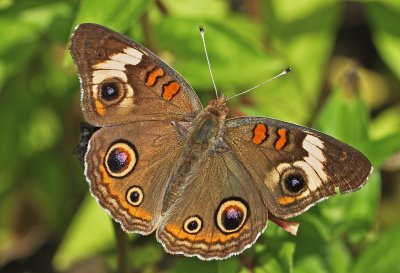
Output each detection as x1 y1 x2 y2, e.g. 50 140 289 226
165 223 248 243
98 162 151 221
252 124 268 144
162 81 181 100
146 68 164 87
95 100 106 116
277 196 296 205
275 128 288 150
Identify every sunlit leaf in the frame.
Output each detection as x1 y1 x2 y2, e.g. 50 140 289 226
366 1 400 79
53 194 114 271
264 0 341 112
313 86 369 147
155 16 284 92
73 0 151 31
369 106 400 140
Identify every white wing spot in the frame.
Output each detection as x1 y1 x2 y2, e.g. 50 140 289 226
124 47 144 61
93 60 126 70
92 70 127 84
301 135 327 189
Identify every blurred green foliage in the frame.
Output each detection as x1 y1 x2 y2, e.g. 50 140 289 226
1 0 400 273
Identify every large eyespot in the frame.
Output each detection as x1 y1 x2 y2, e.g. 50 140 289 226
280 168 307 195
215 197 249 234
126 186 143 206
285 174 305 193
104 140 137 178
101 82 119 101
98 78 126 104
183 216 203 234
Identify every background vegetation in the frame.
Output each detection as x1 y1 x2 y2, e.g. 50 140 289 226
1 0 400 272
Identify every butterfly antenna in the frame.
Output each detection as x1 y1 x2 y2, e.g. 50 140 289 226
226 68 292 101
199 26 219 99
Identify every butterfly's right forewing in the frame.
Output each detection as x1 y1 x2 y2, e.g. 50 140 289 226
224 117 372 219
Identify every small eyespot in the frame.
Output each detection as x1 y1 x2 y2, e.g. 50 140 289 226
215 197 249 234
183 216 203 234
104 141 137 178
101 82 119 101
126 186 143 206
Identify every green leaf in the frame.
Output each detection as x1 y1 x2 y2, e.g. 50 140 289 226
73 0 151 31
0 19 38 84
292 220 352 273
293 255 329 273
155 16 284 92
368 106 400 167
155 15 307 123
326 240 352 273
369 132 400 167
366 1 400 79
317 172 380 239
313 79 380 239
313 86 369 146
278 242 296 273
130 243 164 270
369 106 400 140
353 225 400 273
53 194 114 271
264 0 341 112
167 0 227 18
255 236 296 273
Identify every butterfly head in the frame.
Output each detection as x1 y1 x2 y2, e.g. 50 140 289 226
205 95 229 120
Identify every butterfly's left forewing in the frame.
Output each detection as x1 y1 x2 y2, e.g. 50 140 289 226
71 23 202 127
224 117 372 219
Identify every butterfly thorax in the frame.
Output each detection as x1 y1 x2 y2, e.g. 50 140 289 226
161 97 229 213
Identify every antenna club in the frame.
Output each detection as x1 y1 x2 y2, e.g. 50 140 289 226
285 67 292 73
199 25 204 33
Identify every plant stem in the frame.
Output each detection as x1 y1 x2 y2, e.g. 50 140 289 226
112 220 129 273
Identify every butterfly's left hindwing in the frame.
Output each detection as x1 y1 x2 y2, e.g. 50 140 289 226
85 120 184 234
224 117 372 219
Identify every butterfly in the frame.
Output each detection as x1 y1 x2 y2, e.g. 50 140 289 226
70 23 372 260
